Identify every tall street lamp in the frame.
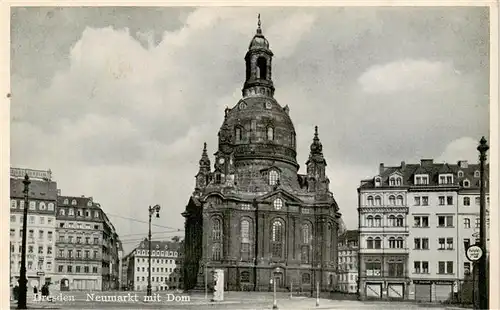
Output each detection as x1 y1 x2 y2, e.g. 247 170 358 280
18 174 31 309
477 137 489 310
147 204 161 297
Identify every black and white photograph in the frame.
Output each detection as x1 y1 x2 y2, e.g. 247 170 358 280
5 3 497 310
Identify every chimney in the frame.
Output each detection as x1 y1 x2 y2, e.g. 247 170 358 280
401 161 406 170
57 189 61 195
457 160 468 168
420 159 434 166
379 163 385 175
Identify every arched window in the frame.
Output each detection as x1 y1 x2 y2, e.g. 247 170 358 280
301 273 311 284
241 219 251 260
396 178 402 186
375 196 381 206
366 237 374 249
290 133 296 147
269 170 279 186
71 199 77 205
396 237 404 248
48 203 54 211
273 198 283 210
257 57 267 79
464 180 470 188
475 197 480 205
390 178 395 186
374 215 381 227
366 215 374 227
39 202 46 210
388 215 396 227
235 127 243 142
458 171 464 177
389 195 396 205
59 209 65 216
389 237 396 248
302 223 311 244
212 218 222 241
271 220 284 258
374 237 382 249
63 199 69 205
367 196 374 206
395 215 404 227
267 127 274 141
396 195 404 206
375 178 381 186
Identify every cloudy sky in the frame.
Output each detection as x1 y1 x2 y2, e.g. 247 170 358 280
10 6 490 254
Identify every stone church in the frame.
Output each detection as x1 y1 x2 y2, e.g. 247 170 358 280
182 17 342 292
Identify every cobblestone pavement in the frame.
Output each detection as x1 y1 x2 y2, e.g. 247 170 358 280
9 291 471 310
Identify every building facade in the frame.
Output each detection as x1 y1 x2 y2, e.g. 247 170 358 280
54 196 105 291
10 168 58 291
358 159 489 302
182 19 342 292
337 230 359 294
126 239 181 291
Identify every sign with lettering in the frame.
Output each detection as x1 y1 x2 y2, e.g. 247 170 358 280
10 168 52 180
466 245 483 262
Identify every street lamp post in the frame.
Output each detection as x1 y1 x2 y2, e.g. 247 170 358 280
18 174 31 309
147 204 161 297
477 137 489 310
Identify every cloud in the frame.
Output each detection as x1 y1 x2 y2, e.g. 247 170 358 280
437 136 484 164
10 7 490 253
358 59 459 94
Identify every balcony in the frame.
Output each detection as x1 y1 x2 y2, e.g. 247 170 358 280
359 248 409 255
360 226 409 233
361 271 409 279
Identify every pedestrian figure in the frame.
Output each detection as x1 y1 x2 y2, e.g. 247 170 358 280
33 286 38 295
13 285 19 301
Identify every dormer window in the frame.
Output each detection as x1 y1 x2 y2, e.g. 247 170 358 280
87 201 92 207
64 199 69 205
215 173 222 184
458 171 464 178
463 179 470 188
474 171 480 178
273 198 283 210
415 174 429 185
68 208 74 216
71 199 77 205
439 174 453 185
374 177 381 187
269 170 279 186
389 176 402 186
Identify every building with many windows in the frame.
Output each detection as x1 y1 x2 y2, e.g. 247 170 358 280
54 196 104 291
54 195 121 291
126 239 182 291
337 230 359 294
182 18 342 292
10 168 58 291
358 159 489 302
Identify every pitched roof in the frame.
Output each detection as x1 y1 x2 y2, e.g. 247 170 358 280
359 160 489 190
10 177 58 200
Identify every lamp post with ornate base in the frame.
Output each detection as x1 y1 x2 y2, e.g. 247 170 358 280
17 174 31 309
147 204 161 297
477 137 489 310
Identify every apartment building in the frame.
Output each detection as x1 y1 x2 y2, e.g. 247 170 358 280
54 196 105 291
9 168 58 291
337 230 359 294
358 159 489 302
127 239 182 291
358 163 410 300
